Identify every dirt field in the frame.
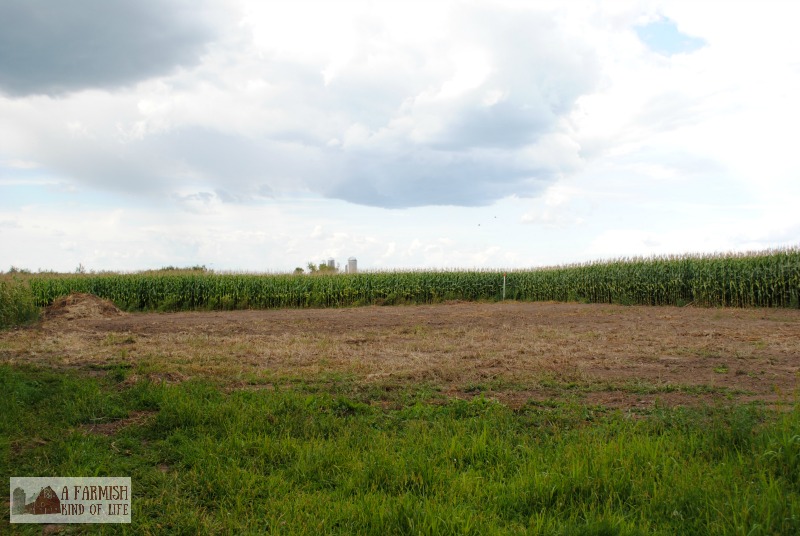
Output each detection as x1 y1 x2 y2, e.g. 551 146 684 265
2 296 799 410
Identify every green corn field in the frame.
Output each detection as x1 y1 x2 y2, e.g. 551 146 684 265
24 247 800 311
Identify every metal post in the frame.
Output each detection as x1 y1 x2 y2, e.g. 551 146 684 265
503 272 506 300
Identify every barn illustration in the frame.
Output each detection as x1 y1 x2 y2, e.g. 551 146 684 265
23 485 61 515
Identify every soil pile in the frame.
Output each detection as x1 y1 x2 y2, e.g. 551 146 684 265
43 293 125 321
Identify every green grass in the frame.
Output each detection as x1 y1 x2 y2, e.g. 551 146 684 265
0 277 39 329
3 364 800 534
537 377 751 397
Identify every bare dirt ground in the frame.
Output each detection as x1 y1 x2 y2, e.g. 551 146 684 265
2 296 799 410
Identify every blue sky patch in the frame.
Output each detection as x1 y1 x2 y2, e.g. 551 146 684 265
636 18 706 56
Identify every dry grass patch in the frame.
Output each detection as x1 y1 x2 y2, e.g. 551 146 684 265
2 302 799 409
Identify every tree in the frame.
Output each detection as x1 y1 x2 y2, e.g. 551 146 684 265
305 262 337 274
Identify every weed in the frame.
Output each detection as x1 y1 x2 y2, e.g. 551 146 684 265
0 277 39 329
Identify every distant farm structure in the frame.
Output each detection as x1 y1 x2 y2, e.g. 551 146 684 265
301 257 357 275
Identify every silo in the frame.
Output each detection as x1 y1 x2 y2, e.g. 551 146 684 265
347 257 357 274
327 258 335 270
12 488 25 515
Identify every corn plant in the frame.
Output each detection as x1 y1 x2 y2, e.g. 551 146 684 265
25 247 800 311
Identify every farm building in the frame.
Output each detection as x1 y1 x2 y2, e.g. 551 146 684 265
24 486 61 515
12 487 25 514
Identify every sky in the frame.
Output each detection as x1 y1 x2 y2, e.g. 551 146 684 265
1 0 798 273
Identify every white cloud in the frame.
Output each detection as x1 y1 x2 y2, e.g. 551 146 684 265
1 0 604 209
2 0 799 271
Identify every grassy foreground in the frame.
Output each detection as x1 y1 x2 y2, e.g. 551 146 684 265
3 364 799 535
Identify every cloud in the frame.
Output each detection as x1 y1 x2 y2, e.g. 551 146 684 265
0 2 601 209
329 147 544 208
634 91 715 134
520 183 587 228
431 7 598 149
289 5 600 207
0 0 222 97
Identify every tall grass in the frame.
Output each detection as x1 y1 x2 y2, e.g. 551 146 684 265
24 247 800 311
0 277 39 328
3 365 800 534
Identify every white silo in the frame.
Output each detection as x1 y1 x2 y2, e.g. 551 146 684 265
347 257 357 274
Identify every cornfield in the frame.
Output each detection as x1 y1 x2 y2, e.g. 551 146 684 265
26 248 800 311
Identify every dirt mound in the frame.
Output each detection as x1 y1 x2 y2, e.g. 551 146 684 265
44 293 125 321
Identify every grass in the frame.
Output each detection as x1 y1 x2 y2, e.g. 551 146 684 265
0 277 39 329
3 300 797 411
3 364 800 535
3 301 799 532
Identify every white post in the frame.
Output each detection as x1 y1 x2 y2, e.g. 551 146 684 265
503 272 506 300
